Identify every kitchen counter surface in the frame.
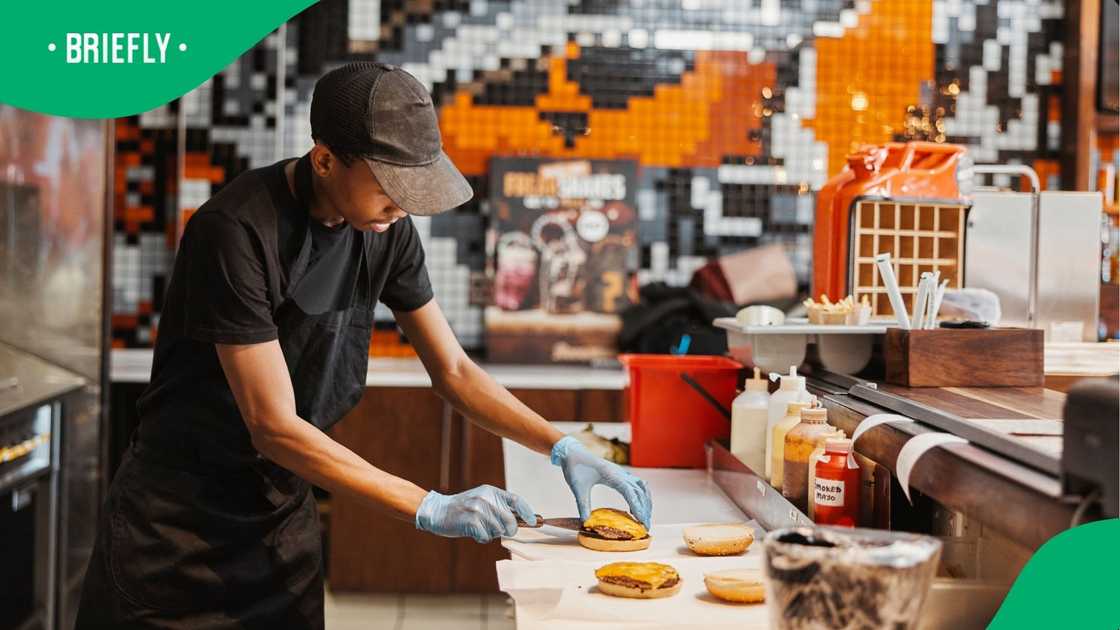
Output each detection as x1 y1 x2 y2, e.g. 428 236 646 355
1043 342 1120 391
111 348 626 390
500 422 758 629
1044 341 1120 376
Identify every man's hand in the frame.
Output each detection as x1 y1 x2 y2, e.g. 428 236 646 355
551 436 653 529
415 485 538 543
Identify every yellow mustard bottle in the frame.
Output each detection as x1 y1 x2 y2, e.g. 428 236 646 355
769 399 813 488
781 407 834 512
807 428 846 519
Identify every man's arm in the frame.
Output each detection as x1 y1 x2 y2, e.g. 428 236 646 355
215 340 427 521
394 300 565 455
395 299 653 527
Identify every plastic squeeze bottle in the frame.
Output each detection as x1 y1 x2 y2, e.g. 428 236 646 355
730 368 770 474
813 438 861 527
782 407 836 512
764 366 808 477
807 428 847 519
769 399 814 488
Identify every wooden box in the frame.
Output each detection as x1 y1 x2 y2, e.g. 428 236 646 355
884 328 1044 387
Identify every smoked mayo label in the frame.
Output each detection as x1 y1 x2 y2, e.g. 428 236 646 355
814 478 845 507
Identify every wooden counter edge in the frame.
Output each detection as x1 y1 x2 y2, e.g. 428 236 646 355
813 390 1079 551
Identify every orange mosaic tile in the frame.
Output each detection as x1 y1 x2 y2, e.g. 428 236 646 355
184 153 226 182
120 206 155 234
807 0 934 177
440 46 771 175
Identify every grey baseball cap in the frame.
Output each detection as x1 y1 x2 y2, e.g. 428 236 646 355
310 62 473 215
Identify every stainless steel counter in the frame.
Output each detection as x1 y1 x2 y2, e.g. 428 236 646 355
0 343 86 417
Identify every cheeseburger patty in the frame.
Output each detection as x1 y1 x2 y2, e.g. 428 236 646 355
599 575 681 590
580 525 649 540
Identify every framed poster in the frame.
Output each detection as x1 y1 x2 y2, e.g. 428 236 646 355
486 157 638 363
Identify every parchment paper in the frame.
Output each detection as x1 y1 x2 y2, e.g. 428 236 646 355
497 556 771 630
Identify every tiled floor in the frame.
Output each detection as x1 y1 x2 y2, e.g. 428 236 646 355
325 589 517 630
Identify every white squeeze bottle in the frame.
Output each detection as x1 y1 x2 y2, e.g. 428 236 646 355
764 366 808 477
730 367 770 474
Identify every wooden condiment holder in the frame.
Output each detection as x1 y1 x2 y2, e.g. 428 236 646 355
884 327 1044 387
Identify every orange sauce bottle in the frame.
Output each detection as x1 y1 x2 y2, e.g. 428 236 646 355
812 438 860 527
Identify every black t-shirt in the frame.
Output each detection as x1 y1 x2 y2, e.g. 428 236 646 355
135 156 433 458
293 209 357 314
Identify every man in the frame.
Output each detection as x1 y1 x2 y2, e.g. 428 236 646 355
76 62 651 629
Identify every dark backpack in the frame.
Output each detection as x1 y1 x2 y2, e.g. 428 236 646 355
618 283 736 355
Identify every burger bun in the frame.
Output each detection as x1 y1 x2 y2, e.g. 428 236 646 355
682 523 754 556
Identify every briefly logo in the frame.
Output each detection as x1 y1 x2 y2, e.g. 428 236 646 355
47 33 186 64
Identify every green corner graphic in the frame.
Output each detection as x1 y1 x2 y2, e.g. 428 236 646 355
988 518 1120 629
0 1 315 117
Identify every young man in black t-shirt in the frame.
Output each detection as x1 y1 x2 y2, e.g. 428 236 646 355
76 63 652 629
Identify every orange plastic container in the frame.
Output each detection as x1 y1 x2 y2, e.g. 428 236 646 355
813 142 968 301
619 354 743 468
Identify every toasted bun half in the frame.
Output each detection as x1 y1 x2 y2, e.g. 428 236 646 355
703 569 766 604
597 579 682 599
578 533 652 552
682 523 754 556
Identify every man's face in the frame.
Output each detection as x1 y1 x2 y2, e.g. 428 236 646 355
311 144 408 233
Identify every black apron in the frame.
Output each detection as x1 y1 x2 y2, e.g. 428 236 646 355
76 209 376 629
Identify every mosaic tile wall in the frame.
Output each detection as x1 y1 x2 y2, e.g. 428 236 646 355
111 0 1068 353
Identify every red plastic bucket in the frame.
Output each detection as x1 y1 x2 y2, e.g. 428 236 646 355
619 354 743 468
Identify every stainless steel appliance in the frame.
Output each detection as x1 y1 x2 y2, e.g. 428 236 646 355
0 110 110 630
966 188 1103 341
0 344 84 630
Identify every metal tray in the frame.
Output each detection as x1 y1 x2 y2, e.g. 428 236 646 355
706 439 813 532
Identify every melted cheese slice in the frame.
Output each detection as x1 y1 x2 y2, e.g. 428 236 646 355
596 562 679 589
582 508 648 538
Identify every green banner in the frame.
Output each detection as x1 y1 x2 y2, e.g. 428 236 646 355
989 518 1119 628
0 1 315 117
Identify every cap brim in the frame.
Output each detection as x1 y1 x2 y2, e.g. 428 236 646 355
365 152 473 216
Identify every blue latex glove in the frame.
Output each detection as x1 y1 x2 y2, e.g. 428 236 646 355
415 485 538 543
551 436 653 529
